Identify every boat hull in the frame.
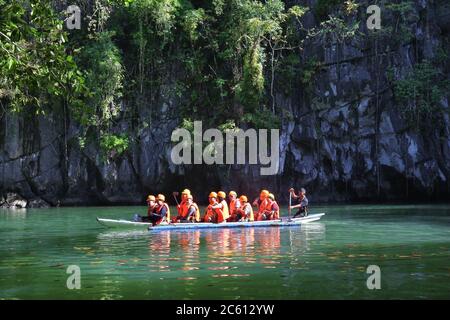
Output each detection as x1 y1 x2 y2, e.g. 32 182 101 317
149 213 324 231
97 213 325 231
96 218 152 229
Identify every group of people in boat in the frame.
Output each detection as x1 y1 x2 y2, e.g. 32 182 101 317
135 188 309 226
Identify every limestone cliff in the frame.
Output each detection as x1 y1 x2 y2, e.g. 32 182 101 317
1 0 449 207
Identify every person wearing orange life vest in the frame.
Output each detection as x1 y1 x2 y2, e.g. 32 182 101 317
227 191 241 222
235 195 254 222
185 195 201 222
203 192 224 223
252 189 270 221
269 193 280 220
133 194 157 222
258 193 280 221
149 194 170 226
213 191 229 221
147 194 157 214
175 189 191 221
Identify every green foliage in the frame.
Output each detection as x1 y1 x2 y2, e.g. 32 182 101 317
314 0 358 20
100 133 129 158
370 1 417 44
308 15 360 44
3 0 405 157
75 31 124 127
235 45 265 110
180 118 194 132
242 110 281 129
393 61 450 130
118 0 307 129
130 0 182 39
0 0 85 113
182 8 206 42
300 58 322 85
385 1 416 18
343 0 359 15
218 120 237 132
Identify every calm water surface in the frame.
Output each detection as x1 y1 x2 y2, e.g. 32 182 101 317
0 205 449 299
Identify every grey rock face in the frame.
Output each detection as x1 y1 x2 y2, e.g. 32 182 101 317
0 193 28 209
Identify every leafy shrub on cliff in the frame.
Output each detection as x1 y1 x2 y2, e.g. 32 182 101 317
393 61 450 131
100 133 129 159
75 31 124 127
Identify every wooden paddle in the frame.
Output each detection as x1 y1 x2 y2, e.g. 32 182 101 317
288 189 292 222
172 191 180 206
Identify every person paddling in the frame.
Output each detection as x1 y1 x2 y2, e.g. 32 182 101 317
149 194 170 226
133 194 157 222
185 195 200 222
258 193 280 220
269 193 280 220
227 191 241 222
235 195 254 222
203 192 224 223
252 189 270 221
289 188 308 217
174 189 191 221
216 191 230 221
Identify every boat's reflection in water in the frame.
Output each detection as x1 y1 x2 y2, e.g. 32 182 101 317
97 223 326 275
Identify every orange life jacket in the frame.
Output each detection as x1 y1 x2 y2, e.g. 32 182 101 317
229 199 240 215
271 201 280 219
204 204 224 223
255 198 270 219
156 203 170 221
177 200 189 218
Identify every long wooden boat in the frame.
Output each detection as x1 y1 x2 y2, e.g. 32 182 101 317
97 218 152 229
96 213 325 231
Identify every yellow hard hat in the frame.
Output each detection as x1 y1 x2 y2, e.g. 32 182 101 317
182 189 191 195
229 191 237 197
209 192 217 198
156 194 165 202
147 195 156 201
239 195 248 203
268 193 275 200
217 191 226 198
260 189 269 197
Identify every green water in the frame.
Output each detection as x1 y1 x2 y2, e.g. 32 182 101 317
0 205 449 299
